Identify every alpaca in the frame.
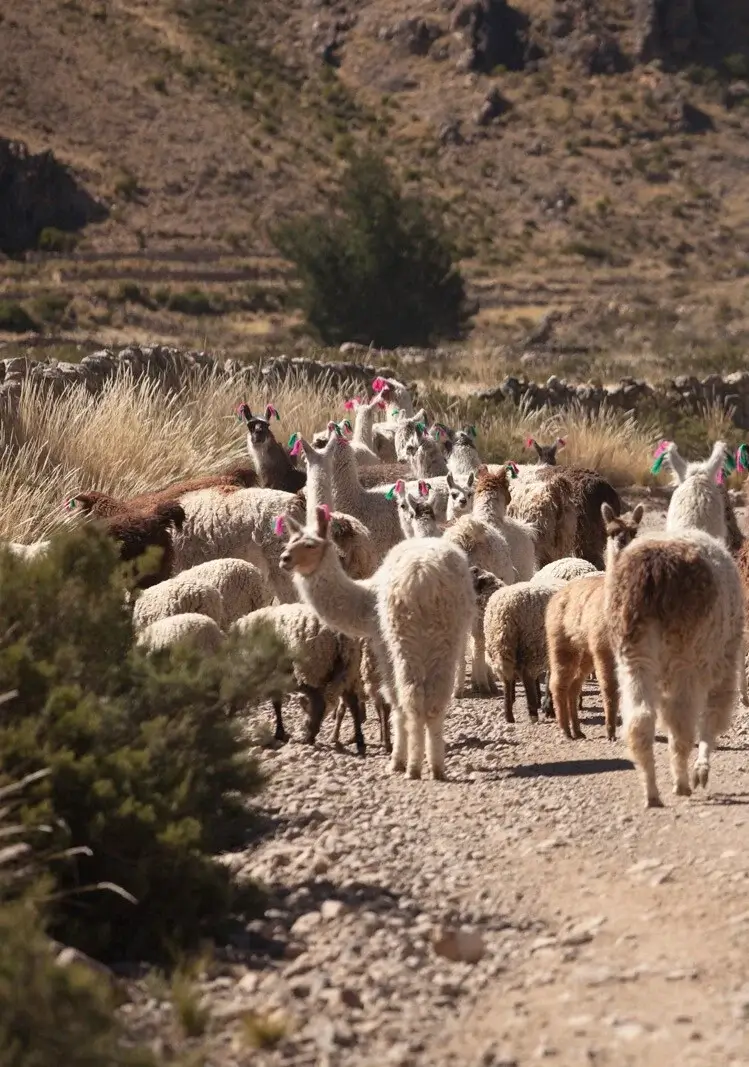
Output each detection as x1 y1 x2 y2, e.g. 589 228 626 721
606 527 745 807
508 470 578 568
461 567 504 695
446 472 475 521
534 465 622 570
546 504 644 741
393 481 441 539
370 377 416 461
102 502 186 589
279 505 475 779
445 429 481 481
326 429 404 562
664 440 728 542
402 425 448 479
238 403 306 493
526 437 566 466
472 465 537 581
393 409 429 463
341 394 386 466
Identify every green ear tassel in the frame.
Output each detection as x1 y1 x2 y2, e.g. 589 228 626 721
385 484 396 500
650 453 666 475
287 432 301 449
723 451 737 474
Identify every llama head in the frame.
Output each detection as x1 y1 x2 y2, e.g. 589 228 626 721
279 506 331 575
601 502 644 556
470 566 504 605
394 409 429 461
446 471 475 520
474 464 511 508
238 403 277 447
452 427 479 452
526 437 565 465
661 439 730 485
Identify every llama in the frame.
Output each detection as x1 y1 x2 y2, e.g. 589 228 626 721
546 504 644 741
326 428 404 562
606 526 746 807
370 377 416 462
341 394 387 466
402 425 448 479
393 481 441 539
472 465 537 581
446 472 475 521
279 505 475 779
662 440 729 542
526 437 566 466
533 465 622 569
102 502 186 589
444 428 481 481
238 403 306 493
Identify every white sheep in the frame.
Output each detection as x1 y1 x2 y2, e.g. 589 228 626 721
232 605 365 754
531 557 598 584
664 440 728 542
606 527 746 807
137 612 225 653
279 505 475 780
133 558 270 631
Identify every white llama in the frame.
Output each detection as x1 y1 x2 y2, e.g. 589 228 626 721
664 440 729 542
279 505 475 780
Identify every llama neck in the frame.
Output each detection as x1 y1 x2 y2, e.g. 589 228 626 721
353 404 376 448
294 544 378 640
248 435 291 482
330 442 363 511
304 459 333 518
473 492 504 526
415 442 447 478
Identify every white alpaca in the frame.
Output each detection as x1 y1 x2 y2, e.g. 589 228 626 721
327 429 404 562
472 465 537 581
279 505 475 779
402 425 448 479
445 429 481 480
371 377 416 462
341 395 386 467
393 482 441 539
664 440 728 542
446 472 475 521
606 528 746 808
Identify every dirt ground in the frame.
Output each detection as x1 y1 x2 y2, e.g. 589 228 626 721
126 492 749 1066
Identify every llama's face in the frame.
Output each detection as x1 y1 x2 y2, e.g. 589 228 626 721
405 495 438 537
603 504 644 554
446 472 475 520
279 532 326 575
475 466 510 509
470 567 504 605
453 431 476 451
247 417 272 446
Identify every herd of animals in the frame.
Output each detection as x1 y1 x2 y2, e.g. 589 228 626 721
8 375 749 810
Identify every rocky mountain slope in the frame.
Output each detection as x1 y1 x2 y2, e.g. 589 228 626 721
1 0 748 359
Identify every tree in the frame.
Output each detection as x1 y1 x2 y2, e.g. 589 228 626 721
273 151 473 348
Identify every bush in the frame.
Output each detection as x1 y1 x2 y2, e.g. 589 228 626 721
0 905 157 1067
0 302 38 334
272 150 473 348
37 227 78 254
0 527 291 962
165 289 217 315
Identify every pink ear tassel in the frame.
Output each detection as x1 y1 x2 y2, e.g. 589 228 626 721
321 504 331 520
395 480 405 494
653 439 670 458
372 377 387 393
376 399 387 410
525 437 534 448
344 397 361 411
716 468 726 486
418 480 429 497
273 516 286 537
290 438 303 457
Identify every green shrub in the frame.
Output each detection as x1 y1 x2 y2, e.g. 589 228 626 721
166 289 217 315
0 527 291 962
0 302 38 334
37 228 78 254
272 150 473 347
724 53 749 80
0 904 158 1067
29 294 71 326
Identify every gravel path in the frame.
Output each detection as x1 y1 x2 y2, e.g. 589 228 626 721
125 496 749 1066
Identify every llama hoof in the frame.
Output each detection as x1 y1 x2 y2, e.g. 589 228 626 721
430 765 446 781
406 764 422 780
572 728 586 740
561 726 573 740
302 733 317 746
674 782 692 797
274 729 289 744
389 757 406 774
544 708 556 721
504 712 515 724
470 682 494 697
384 742 393 755
607 729 617 742
645 794 665 809
692 763 709 790
529 713 539 724
355 745 366 758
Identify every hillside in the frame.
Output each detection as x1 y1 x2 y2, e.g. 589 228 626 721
1 0 749 376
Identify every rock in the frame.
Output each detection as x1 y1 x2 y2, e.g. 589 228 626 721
291 911 323 936
635 0 699 62
432 926 486 963
451 0 531 73
723 81 749 110
668 99 714 134
320 899 346 921
576 33 629 75
382 18 443 56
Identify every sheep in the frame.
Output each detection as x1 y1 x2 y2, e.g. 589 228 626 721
472 465 537 581
232 605 365 755
279 504 475 780
67 463 258 519
606 527 745 808
458 567 505 695
137 612 225 654
446 472 475 521
531 557 598 584
132 558 270 631
5 540 51 561
484 577 567 724
101 501 186 590
238 402 306 493
445 428 481 480
663 440 729 542
545 504 644 741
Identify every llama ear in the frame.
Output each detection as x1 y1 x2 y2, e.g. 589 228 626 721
265 404 280 422
665 442 688 483
236 402 252 424
601 503 615 525
406 492 421 510
315 504 330 538
467 472 475 488
475 464 488 478
555 437 567 450
446 473 455 488
525 437 535 449
533 440 543 456
444 438 453 455
279 512 302 536
632 503 645 524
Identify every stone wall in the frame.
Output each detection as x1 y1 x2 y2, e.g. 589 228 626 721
1 345 749 428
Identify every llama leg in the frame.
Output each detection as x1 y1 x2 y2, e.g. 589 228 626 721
345 690 366 757
568 677 586 740
453 634 468 697
593 651 618 741
378 698 393 754
332 699 345 749
425 713 447 781
503 676 515 724
405 713 426 780
272 700 289 743
550 670 572 739
694 684 734 790
522 672 540 723
470 637 492 695
390 705 407 773
618 659 662 808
